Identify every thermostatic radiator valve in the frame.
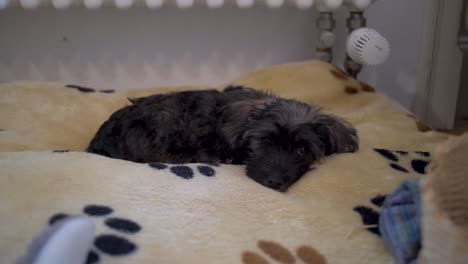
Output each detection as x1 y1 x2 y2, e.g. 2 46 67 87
346 27 390 66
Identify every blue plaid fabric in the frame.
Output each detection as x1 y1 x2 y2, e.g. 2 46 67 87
379 179 421 264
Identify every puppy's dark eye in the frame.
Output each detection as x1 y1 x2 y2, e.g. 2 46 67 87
296 146 307 155
261 138 272 144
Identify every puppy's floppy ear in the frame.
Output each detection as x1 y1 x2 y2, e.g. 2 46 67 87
312 114 359 155
219 99 272 149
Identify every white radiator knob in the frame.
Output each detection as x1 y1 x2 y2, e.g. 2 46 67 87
346 27 390 66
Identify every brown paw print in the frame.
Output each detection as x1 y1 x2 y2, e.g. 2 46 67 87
405 113 434 132
329 67 376 95
415 120 433 132
330 68 351 81
242 240 327 264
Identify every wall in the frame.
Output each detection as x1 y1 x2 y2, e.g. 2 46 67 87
0 6 316 89
0 0 424 110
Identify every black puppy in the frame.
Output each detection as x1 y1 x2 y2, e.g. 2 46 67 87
88 86 359 191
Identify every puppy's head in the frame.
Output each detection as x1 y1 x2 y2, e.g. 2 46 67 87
221 97 358 192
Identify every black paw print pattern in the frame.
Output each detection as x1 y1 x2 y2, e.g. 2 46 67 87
148 163 217 179
373 149 431 174
48 204 141 264
53 151 219 179
65 84 115 94
353 194 387 236
53 150 70 153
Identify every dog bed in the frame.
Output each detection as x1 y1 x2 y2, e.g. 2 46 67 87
0 60 452 264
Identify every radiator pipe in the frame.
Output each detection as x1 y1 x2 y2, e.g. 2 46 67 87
315 12 336 63
344 11 366 78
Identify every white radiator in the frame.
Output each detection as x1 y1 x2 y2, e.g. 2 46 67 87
2 0 377 10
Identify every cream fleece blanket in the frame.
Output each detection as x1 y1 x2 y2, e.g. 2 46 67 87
0 61 451 264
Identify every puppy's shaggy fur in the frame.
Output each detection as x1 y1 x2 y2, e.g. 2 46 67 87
88 86 359 191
